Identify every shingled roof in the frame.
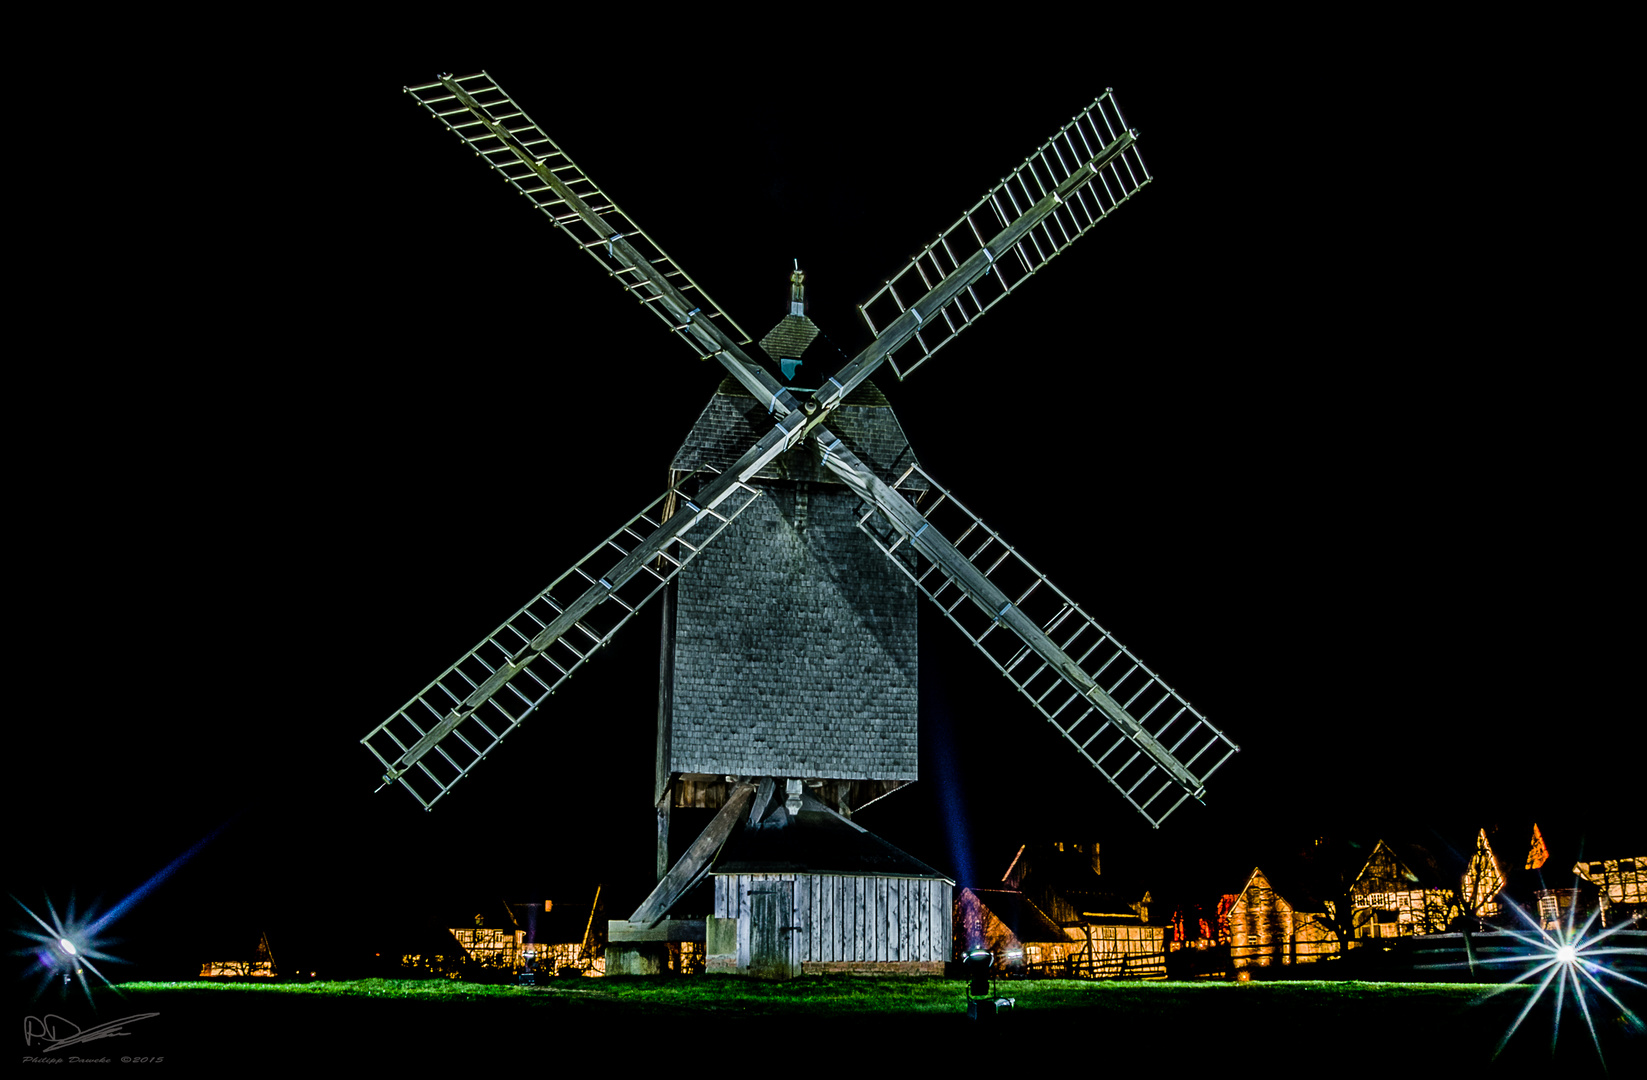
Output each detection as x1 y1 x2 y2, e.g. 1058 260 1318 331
712 792 950 880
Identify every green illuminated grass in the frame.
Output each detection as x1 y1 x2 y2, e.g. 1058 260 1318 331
43 978 1639 1075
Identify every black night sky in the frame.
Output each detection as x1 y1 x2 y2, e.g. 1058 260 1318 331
10 44 1632 986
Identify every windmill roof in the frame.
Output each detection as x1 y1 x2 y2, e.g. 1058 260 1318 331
758 314 821 367
671 374 927 491
711 792 950 880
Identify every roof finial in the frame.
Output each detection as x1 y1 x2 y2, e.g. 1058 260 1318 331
759 262 820 383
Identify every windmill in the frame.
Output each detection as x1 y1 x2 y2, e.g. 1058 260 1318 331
365 72 1239 975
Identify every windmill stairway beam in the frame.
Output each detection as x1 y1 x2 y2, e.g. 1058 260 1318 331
368 73 1237 828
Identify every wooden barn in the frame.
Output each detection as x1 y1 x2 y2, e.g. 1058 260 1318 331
705 790 951 977
1227 866 1339 974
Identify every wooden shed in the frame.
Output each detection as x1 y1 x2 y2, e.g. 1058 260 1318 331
707 791 951 977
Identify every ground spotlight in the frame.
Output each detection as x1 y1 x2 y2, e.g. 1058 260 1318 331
962 948 1013 1021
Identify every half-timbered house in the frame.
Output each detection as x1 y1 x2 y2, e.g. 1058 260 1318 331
1574 853 1646 928
956 842 1165 978
416 897 606 978
198 929 277 978
1227 865 1339 974
1496 822 1644 931
1349 840 1453 939
1458 827 1509 922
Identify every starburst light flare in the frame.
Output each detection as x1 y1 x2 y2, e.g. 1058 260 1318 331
1477 887 1645 1072
12 817 235 1004
12 892 124 1003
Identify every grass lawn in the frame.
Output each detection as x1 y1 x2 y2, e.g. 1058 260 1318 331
21 976 1642 1075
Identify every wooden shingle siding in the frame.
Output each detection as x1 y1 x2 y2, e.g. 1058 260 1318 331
666 374 925 786
670 488 919 780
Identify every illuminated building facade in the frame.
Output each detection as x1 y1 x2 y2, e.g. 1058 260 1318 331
1574 855 1646 928
1348 840 1453 939
1459 828 1509 920
1497 823 1643 932
1227 866 1339 972
198 930 277 978
955 842 1165 979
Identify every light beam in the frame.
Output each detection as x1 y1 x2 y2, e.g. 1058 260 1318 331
13 818 235 1004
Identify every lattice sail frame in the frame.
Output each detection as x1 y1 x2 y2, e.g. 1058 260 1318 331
362 473 762 810
384 75 1235 823
404 72 751 357
858 91 1150 380
857 464 1237 827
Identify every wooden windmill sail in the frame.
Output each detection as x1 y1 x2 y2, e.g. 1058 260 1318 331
365 74 1238 886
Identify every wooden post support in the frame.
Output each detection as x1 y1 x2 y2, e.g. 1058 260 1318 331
629 781 756 927
747 775 775 827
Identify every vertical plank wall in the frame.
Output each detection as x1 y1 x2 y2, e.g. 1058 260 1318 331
716 874 952 966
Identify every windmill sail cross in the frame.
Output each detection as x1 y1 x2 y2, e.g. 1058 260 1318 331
374 73 1236 827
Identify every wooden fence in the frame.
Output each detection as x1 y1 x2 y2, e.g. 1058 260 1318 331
1024 949 1167 980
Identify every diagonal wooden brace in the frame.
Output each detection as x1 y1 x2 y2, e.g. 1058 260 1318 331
629 781 756 928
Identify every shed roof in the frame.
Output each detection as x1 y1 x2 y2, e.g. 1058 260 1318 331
711 792 951 881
